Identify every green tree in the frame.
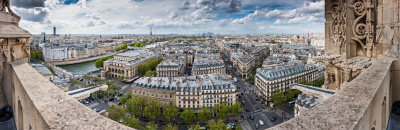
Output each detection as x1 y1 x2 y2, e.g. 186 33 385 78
145 70 156 77
249 76 255 84
30 51 37 60
216 120 228 130
124 115 142 129
36 52 43 60
272 90 287 106
163 103 179 122
126 96 146 116
188 124 201 130
143 98 161 121
180 108 196 124
230 102 242 120
144 121 158 130
214 103 229 119
69 78 83 89
286 89 302 101
162 123 178 130
198 107 212 123
46 66 56 75
82 74 90 82
119 96 128 105
235 124 242 130
107 104 126 122
95 56 113 68
125 90 132 99
207 119 228 130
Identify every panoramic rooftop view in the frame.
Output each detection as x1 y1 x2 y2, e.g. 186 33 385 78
0 0 399 130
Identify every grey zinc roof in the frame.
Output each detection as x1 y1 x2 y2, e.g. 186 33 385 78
32 64 53 76
115 49 148 58
257 61 319 81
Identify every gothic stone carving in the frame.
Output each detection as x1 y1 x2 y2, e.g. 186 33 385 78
0 0 20 20
351 0 376 57
10 46 15 61
330 0 347 50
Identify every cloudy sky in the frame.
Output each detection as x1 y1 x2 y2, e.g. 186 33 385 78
11 0 325 34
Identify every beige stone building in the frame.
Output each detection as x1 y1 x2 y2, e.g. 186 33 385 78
255 61 325 101
192 54 226 76
251 46 270 66
131 77 176 107
156 55 187 77
132 74 237 112
104 49 157 79
233 53 255 78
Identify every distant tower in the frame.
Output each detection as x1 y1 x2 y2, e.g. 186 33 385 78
307 31 311 46
150 26 153 36
53 27 56 36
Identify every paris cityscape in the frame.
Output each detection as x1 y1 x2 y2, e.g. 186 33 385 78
0 0 399 130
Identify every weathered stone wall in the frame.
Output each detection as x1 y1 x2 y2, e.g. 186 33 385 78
268 57 398 130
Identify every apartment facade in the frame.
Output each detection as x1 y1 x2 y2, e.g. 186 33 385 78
104 49 157 79
192 54 226 76
132 74 238 112
254 61 325 101
234 54 255 78
156 55 187 77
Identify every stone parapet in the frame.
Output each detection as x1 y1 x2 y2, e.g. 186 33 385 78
9 60 134 130
267 56 398 130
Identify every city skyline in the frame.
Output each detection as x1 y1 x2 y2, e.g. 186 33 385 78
11 0 325 34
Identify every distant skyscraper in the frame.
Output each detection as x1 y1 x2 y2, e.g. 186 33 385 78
150 26 152 36
53 27 56 36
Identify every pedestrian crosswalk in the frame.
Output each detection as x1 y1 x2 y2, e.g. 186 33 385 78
239 120 253 130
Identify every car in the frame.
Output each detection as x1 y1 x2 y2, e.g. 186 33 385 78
93 108 100 112
238 95 241 98
259 120 264 126
116 97 120 100
249 115 254 120
241 101 245 105
109 98 114 101
271 116 277 122
254 123 259 129
288 101 295 107
246 108 250 112
241 92 244 95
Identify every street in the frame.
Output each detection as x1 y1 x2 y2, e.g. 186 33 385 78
220 52 291 130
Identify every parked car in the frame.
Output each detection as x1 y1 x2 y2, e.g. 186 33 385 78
271 116 277 122
259 120 264 126
238 95 241 98
241 92 244 95
249 115 254 120
93 108 100 112
254 123 259 129
241 101 245 105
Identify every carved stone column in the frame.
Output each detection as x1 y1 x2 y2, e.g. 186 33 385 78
0 6 31 111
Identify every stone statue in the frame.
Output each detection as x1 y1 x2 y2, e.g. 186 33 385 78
0 0 21 20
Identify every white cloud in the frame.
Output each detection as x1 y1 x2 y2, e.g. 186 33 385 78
13 0 324 34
